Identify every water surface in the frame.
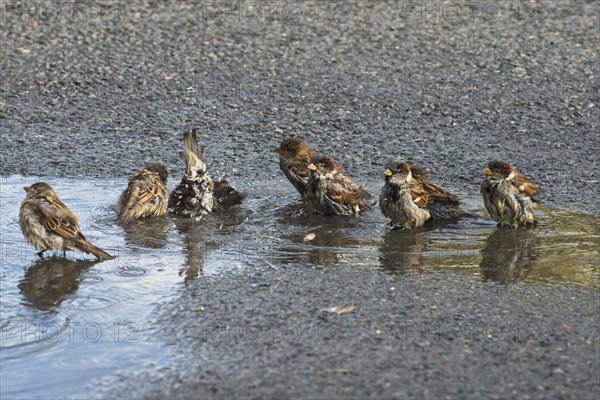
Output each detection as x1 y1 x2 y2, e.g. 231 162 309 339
1 175 598 398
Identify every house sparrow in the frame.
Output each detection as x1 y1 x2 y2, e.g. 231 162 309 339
379 161 463 230
118 164 169 225
169 128 243 220
275 137 317 199
213 177 245 210
19 182 114 260
481 160 539 227
306 156 370 215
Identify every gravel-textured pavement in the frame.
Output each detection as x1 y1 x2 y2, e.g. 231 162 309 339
1 1 598 212
1 1 599 399
94 268 599 400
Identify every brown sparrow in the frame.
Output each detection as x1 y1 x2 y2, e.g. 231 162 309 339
118 164 169 225
275 137 317 199
481 161 539 227
306 156 370 215
213 177 245 210
19 182 114 260
379 161 463 229
169 128 243 220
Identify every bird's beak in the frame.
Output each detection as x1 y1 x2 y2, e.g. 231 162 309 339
384 169 393 177
307 163 317 171
23 186 31 192
274 147 283 155
482 168 493 176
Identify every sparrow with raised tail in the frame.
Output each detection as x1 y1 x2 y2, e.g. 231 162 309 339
118 164 169 225
481 160 539 227
275 137 317 199
19 182 114 260
379 161 464 230
306 156 371 215
169 128 243 220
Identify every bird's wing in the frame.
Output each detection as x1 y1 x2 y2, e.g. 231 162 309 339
409 165 460 205
512 173 539 197
36 197 114 259
422 181 459 203
37 197 85 241
169 181 199 211
326 173 369 206
408 180 430 208
119 172 165 224
410 172 459 206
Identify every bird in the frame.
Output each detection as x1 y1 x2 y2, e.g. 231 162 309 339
213 177 245 210
481 160 539 227
379 160 463 229
19 182 114 260
306 155 370 215
275 137 317 199
118 164 169 225
169 128 243 220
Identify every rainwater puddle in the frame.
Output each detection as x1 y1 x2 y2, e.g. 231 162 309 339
1 175 598 398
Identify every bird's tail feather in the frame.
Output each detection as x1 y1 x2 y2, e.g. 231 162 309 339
117 185 140 225
184 128 201 158
75 239 115 260
182 129 207 176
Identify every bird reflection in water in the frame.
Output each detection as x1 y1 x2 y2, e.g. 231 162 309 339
172 208 248 283
274 205 365 266
379 228 428 274
18 257 100 309
122 217 169 249
479 228 538 283
173 217 207 283
304 226 362 266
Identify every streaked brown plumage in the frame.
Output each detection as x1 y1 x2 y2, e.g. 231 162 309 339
275 137 318 199
481 160 539 227
169 128 243 220
379 161 464 229
118 164 168 225
306 156 370 215
213 178 245 210
19 182 114 260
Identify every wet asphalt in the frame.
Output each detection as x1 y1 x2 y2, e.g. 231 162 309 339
1 1 599 399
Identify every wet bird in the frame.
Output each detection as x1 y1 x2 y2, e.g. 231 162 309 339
118 164 169 225
169 128 243 220
306 156 370 215
19 182 114 260
379 161 463 229
481 160 539 228
213 177 245 210
275 137 318 199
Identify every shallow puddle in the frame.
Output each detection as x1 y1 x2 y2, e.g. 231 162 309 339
1 175 598 397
